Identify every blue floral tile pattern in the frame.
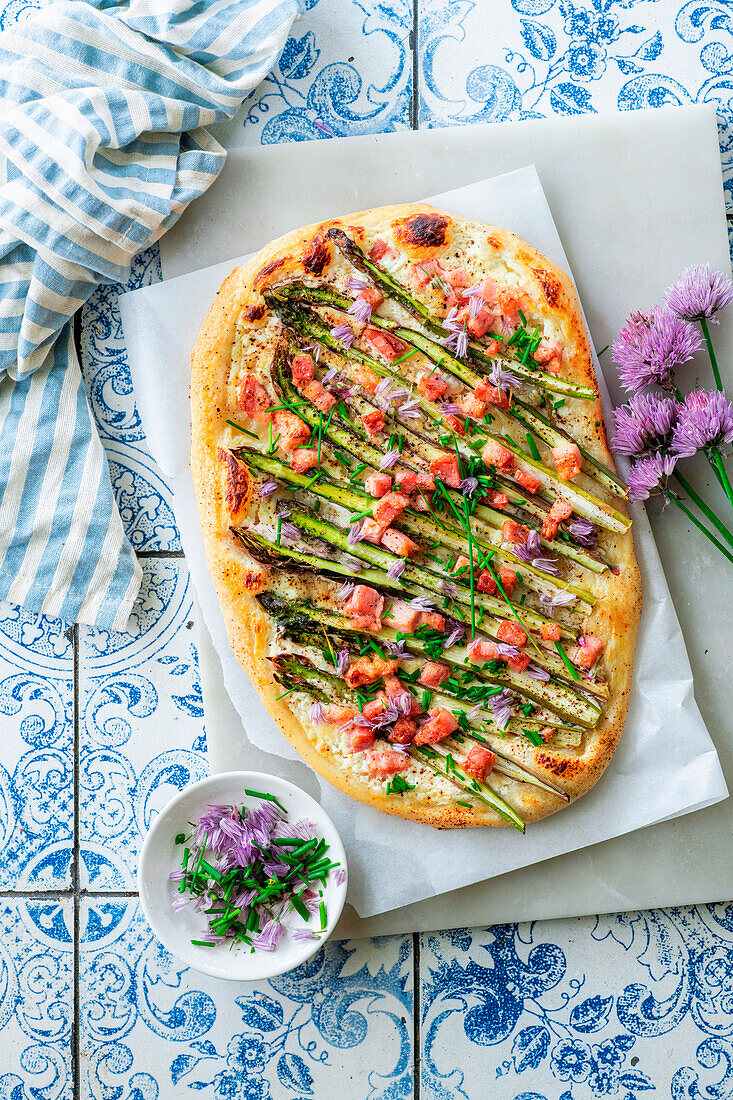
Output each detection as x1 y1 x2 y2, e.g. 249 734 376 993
79 899 414 1100
0 897 73 1098
418 0 733 217
0 603 73 890
420 904 733 1099
79 559 206 890
221 0 413 146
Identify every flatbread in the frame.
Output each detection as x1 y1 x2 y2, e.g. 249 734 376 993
191 204 641 830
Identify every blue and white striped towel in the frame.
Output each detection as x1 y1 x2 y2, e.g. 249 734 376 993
0 0 303 629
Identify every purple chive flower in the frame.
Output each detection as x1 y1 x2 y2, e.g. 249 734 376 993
340 554 363 572
467 703 483 720
384 639 408 658
665 264 733 323
347 521 365 546
336 648 350 675
259 480 279 498
532 555 560 576
322 366 339 384
626 452 677 501
568 517 598 549
489 362 522 393
380 448 400 470
398 692 413 716
310 702 325 724
444 308 469 358
489 689 514 729
348 297 372 324
460 476 479 497
670 389 733 458
612 392 680 457
439 402 461 415
334 868 346 886
375 378 393 397
293 929 320 942
253 920 285 951
539 589 577 613
612 307 702 393
345 276 370 293
525 663 551 682
398 399 422 422
387 559 406 580
495 642 519 659
410 595 434 612
275 507 291 519
331 324 356 348
337 582 355 600
444 625 465 648
441 580 458 598
314 118 336 137
280 522 300 542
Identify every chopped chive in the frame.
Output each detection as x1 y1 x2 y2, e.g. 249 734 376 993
319 901 328 931
226 419 259 440
526 433 541 461
554 640 580 680
290 893 310 921
392 348 419 366
191 939 217 947
456 799 474 808
174 833 186 845
243 789 287 812
522 727 543 746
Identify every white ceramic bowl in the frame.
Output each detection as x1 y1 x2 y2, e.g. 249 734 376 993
137 771 347 981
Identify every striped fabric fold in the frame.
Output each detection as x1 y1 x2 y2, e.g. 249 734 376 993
0 0 303 629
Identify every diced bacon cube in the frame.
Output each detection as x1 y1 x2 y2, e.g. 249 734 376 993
368 238 392 262
409 259 445 288
541 622 561 642
414 706 459 745
467 639 501 663
348 727 375 753
344 654 397 688
383 675 404 697
496 620 528 647
366 749 410 778
573 634 604 669
475 378 511 409
416 472 435 492
452 555 470 576
467 304 494 338
360 517 388 544
476 570 496 595
380 527 420 558
362 327 407 362
444 414 465 436
446 267 468 292
362 409 385 437
462 745 496 782
499 567 517 597
384 599 420 631
552 441 582 481
388 718 417 744
365 471 392 497
541 497 573 540
482 439 515 472
535 340 562 373
540 727 556 742
362 693 388 720
238 375 272 423
291 447 318 474
514 468 542 494
303 379 336 413
347 363 380 393
430 455 461 488
419 661 451 688
419 611 446 632
273 410 310 452
343 585 385 634
395 470 417 494
323 704 357 723
502 520 530 544
507 651 531 673
418 372 448 401
499 291 525 328
291 354 315 387
486 490 509 510
409 492 430 512
458 392 486 419
359 286 384 309
373 492 410 526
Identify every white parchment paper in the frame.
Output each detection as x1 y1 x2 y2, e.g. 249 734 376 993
120 166 727 919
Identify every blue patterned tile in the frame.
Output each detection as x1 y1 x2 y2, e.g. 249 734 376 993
79 559 206 890
0 603 73 890
0 896 73 1098
420 904 733 1099
418 0 733 219
80 898 414 1099
220 0 412 146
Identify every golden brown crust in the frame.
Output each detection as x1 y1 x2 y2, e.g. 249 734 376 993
190 203 641 828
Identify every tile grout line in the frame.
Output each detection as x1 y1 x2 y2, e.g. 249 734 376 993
411 0 419 130
413 932 420 1099
72 620 81 1100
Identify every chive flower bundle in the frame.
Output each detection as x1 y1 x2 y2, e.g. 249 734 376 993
170 794 343 951
611 265 733 566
